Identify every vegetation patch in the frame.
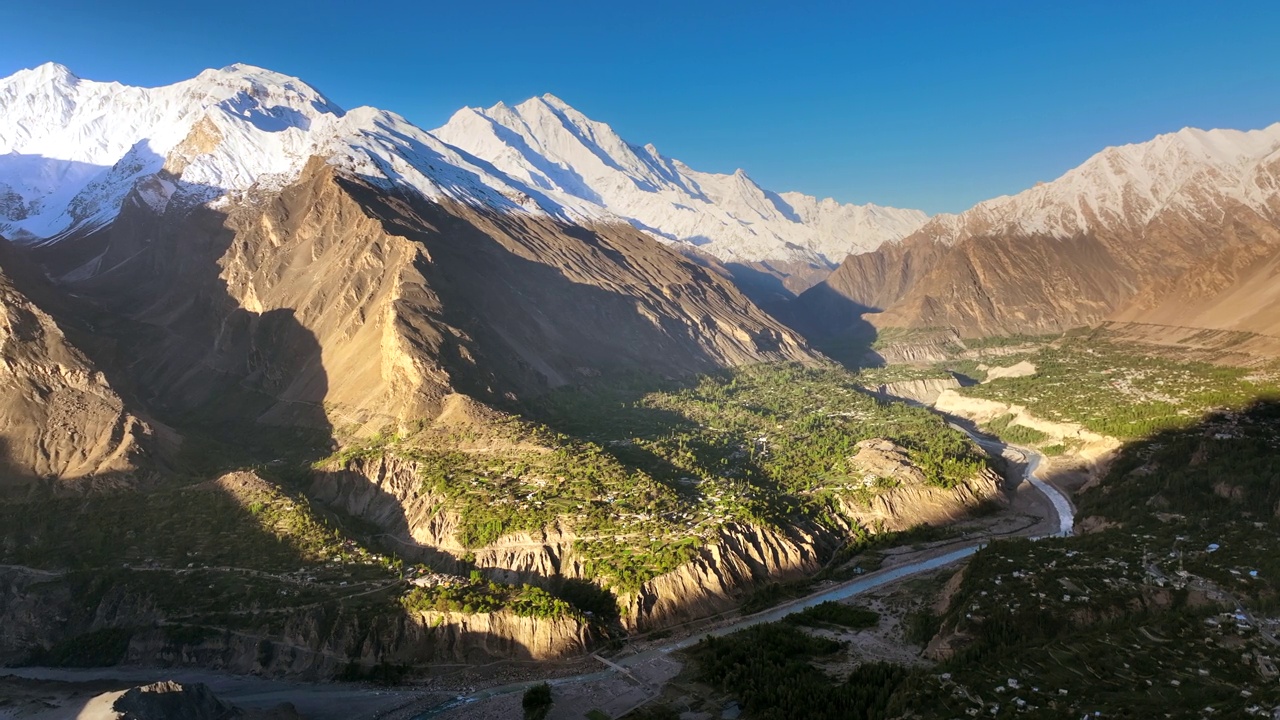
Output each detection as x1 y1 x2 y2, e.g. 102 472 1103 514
403 580 577 619
960 333 1280 438
330 363 990 594
688 623 909 720
522 682 553 720
785 601 879 630
982 413 1050 445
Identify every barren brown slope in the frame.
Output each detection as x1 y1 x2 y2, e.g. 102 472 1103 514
796 128 1280 341
0 237 150 486
864 204 1280 337
31 158 815 440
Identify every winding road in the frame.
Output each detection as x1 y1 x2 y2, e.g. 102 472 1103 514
414 429 1075 718
7 428 1075 720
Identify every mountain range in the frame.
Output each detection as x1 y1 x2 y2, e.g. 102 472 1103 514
0 63 927 294
3 59 1280 702
3 61 1280 482
3 63 873 485
800 121 1280 339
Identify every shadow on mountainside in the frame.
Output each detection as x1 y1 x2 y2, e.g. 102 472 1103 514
9 161 785 672
876 399 1280 720
1071 397 1280 529
0 174 498 676
774 281 881 369
336 178 808 406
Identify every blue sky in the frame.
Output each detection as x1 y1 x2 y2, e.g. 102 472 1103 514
4 0 1278 213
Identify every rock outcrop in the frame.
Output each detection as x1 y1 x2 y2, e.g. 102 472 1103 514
836 439 1004 532
982 360 1036 382
866 377 962 405
622 522 834 631
72 680 303 720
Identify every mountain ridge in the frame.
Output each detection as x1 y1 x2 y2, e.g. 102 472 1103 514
800 118 1280 340
0 62 927 279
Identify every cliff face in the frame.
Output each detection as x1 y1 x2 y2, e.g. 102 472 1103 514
621 522 834 631
0 238 150 487
314 448 1004 634
835 439 1004 532
120 606 592 674
311 450 835 630
867 377 963 405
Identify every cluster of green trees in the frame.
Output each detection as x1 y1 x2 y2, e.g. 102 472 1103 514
785 601 879 630
401 580 576 619
962 337 1280 438
689 623 909 720
522 682 552 720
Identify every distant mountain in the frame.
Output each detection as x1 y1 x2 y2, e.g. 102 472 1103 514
0 62 815 453
799 122 1280 339
434 95 927 282
0 64 926 298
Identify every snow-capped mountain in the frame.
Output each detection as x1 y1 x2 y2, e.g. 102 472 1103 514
911 123 1280 246
0 63 926 271
0 63 587 243
0 61 817 446
433 95 928 266
804 121 1280 338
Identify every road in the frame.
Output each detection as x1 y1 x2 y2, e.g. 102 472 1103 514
8 430 1073 720
414 430 1074 717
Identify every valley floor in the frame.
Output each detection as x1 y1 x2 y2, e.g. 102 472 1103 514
0 668 436 720
412 438 1061 718
2 438 1059 720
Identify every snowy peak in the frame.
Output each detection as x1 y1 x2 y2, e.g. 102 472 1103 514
190 64 345 118
12 62 78 84
0 62 927 268
0 63 556 242
435 95 928 265
909 121 1280 247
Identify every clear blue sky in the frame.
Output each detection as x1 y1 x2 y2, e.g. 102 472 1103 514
4 0 1278 214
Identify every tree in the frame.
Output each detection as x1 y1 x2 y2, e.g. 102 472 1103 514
522 682 552 720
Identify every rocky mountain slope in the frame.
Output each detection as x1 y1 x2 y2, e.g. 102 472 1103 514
0 62 862 671
0 236 150 487
0 62 815 440
800 122 1280 339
